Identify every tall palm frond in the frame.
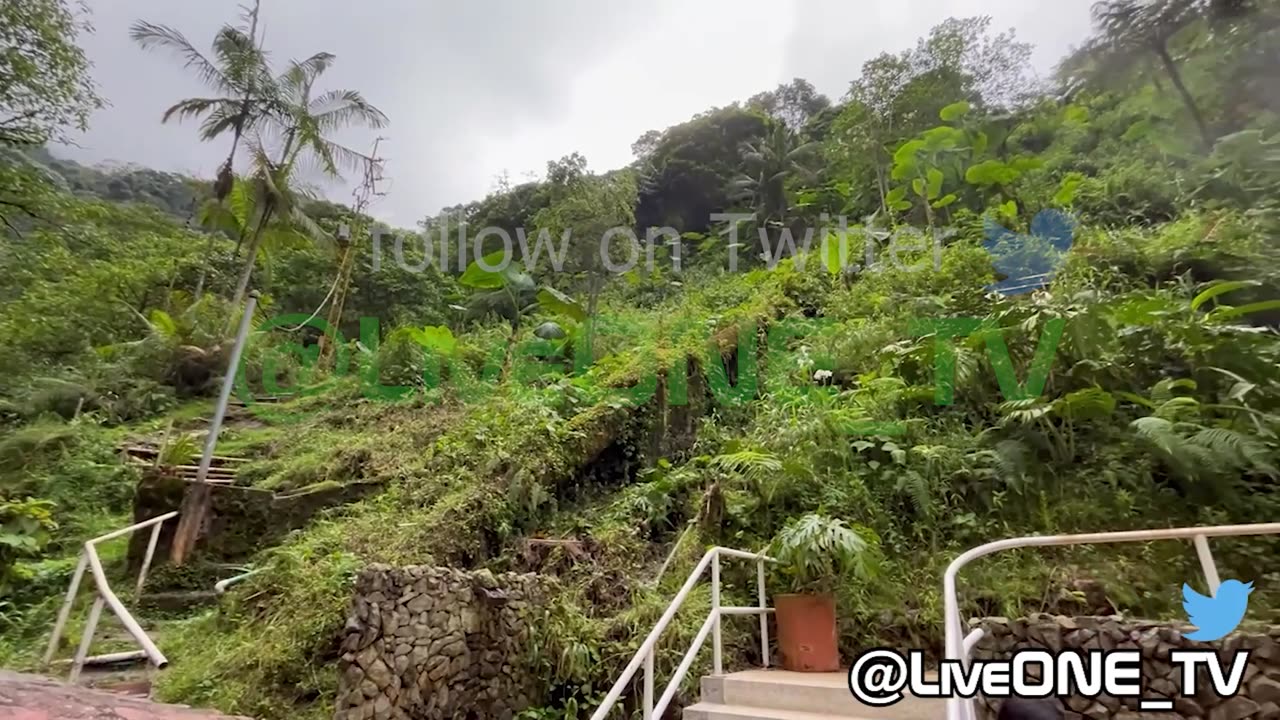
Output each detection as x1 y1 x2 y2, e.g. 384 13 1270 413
129 22 236 95
132 9 274 200
259 56 388 179
729 121 821 253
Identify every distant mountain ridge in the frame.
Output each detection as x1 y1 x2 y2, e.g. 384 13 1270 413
20 147 206 220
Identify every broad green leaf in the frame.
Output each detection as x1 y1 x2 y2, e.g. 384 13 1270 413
1191 280 1261 311
794 189 819 206
1115 391 1156 409
415 326 457 354
891 157 917 181
912 178 926 198
893 140 925 166
891 200 913 211
1063 105 1090 125
537 287 588 322
1207 299 1280 322
1010 156 1044 172
886 186 907 204
459 250 511 289
822 231 852 274
965 160 1019 187
921 126 962 151
999 200 1018 220
1053 173 1085 207
927 168 944 199
932 193 958 209
940 101 971 122
972 131 989 157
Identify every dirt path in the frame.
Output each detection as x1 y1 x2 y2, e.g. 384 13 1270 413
0 672 249 720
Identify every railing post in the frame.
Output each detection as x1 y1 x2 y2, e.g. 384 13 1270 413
1193 534 1222 595
757 557 769 668
712 549 722 676
44 552 88 666
643 649 654 720
135 520 165 596
69 595 105 683
84 544 167 668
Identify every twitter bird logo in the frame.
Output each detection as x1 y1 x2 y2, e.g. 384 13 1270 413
983 209 1076 296
1182 580 1254 642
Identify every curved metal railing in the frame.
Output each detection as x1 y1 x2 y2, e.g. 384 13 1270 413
943 522 1280 720
590 546 775 720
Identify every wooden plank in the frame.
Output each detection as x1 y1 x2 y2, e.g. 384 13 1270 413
118 446 251 464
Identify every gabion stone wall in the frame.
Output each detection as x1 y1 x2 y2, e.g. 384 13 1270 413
334 565 552 720
971 615 1280 720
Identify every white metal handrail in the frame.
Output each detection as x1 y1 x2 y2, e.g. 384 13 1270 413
590 547 775 720
44 511 179 681
943 522 1280 720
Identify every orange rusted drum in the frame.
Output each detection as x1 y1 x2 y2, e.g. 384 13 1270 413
774 593 840 672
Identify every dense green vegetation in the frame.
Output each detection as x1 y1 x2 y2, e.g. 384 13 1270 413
2 1 1279 718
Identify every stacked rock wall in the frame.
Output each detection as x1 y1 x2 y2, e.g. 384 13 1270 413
334 565 552 720
971 615 1280 720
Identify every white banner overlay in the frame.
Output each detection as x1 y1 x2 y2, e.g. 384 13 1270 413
846 648 1253 710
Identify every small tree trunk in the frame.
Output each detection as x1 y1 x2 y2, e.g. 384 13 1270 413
193 232 218 300
319 238 356 368
873 162 889 217
230 205 274 310
1155 42 1213 150
169 483 212 565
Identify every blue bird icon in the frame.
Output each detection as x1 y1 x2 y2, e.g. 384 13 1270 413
1182 580 1253 642
983 209 1076 296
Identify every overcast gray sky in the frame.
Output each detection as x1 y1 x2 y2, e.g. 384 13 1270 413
59 1 1093 228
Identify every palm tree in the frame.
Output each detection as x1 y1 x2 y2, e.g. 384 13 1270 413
200 173 324 293
1089 0 1213 149
130 2 271 201
729 121 819 256
226 56 388 309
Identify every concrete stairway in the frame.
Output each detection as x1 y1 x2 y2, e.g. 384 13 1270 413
684 669 945 720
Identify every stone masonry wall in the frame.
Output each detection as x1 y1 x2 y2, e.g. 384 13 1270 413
334 566 552 720
971 615 1280 720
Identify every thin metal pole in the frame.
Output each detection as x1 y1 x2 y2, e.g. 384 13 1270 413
589 549 717 720
712 550 722 676
214 566 263 594
757 558 769 668
198 291 258 485
643 649 654 720
653 613 717 719
69 595 105 683
79 650 148 666
1193 534 1222 595
135 521 164 595
44 553 88 665
171 292 259 564
88 511 178 545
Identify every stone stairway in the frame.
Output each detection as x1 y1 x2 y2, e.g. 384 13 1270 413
685 669 945 720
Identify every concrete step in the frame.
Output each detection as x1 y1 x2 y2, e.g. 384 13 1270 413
683 701 846 720
697 670 944 720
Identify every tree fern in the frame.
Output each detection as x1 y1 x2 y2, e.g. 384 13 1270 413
1190 427 1279 476
710 449 783 479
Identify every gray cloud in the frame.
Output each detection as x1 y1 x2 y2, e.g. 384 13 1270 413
61 1 1094 228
